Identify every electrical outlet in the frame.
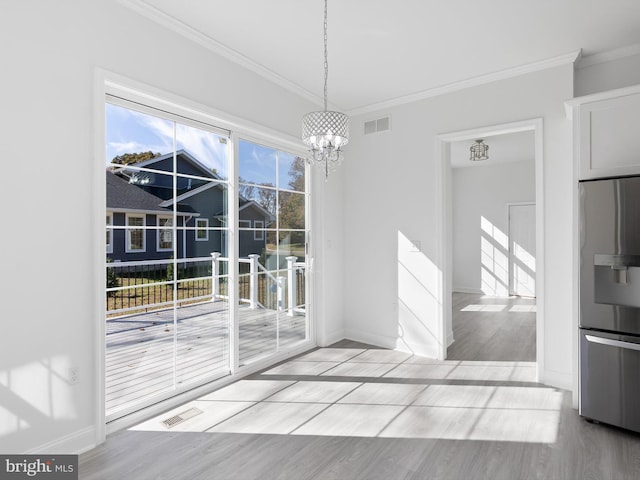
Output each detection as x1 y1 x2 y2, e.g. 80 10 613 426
69 367 79 385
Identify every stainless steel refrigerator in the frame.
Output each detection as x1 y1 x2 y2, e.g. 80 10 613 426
579 175 640 432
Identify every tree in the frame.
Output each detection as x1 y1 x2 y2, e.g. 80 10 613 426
278 157 305 229
111 151 161 165
257 184 277 215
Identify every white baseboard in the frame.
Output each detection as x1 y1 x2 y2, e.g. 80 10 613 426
321 328 346 347
343 329 442 359
540 368 573 392
453 286 484 295
395 337 440 358
28 426 96 455
343 329 396 350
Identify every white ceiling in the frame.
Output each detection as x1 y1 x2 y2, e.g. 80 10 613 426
125 0 640 113
450 131 534 169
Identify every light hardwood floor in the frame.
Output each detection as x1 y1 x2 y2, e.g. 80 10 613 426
80 294 640 480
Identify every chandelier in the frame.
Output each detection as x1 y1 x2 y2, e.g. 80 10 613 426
470 139 489 161
302 0 349 178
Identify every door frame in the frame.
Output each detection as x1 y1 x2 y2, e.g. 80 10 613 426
435 118 544 381
94 69 317 443
507 202 536 297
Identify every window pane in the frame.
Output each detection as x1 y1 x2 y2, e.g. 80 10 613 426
158 217 173 250
176 122 229 180
278 153 305 192
279 231 306 264
239 140 276 186
106 103 173 166
279 192 305 230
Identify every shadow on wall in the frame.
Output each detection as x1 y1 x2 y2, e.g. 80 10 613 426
395 231 443 359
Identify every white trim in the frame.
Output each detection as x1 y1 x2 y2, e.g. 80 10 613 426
125 213 146 253
576 42 640 69
436 118 545 382
195 218 209 241
343 329 396 351
539 368 573 391
117 0 327 110
113 4 582 117
452 287 484 295
343 329 442 358
106 212 113 254
254 220 265 240
238 219 251 228
348 51 581 116
156 215 173 251
564 83 640 119
28 426 97 455
93 71 108 448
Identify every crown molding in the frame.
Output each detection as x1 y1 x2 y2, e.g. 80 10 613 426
576 43 640 69
118 0 326 108
347 50 582 116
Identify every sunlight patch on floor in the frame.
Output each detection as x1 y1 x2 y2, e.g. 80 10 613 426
461 304 507 312
129 347 559 444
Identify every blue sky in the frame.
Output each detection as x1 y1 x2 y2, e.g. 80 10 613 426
106 102 303 189
106 103 229 178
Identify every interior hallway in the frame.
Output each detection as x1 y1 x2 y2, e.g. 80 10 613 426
79 295 640 479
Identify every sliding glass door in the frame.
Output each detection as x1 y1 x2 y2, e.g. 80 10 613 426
104 98 311 420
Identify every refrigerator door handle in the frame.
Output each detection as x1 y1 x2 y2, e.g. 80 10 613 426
585 334 640 352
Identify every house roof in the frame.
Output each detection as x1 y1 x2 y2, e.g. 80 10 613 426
106 170 170 213
132 149 222 180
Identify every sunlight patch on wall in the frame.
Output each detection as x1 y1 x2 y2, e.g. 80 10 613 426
480 217 509 296
0 357 79 438
396 231 443 357
512 239 536 297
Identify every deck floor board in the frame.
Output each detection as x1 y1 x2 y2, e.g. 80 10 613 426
106 301 305 415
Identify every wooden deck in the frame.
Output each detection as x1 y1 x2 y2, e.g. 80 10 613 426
106 301 306 416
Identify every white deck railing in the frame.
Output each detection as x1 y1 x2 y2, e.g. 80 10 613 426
212 253 305 316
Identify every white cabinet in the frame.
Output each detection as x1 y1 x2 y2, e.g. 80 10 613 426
567 84 640 180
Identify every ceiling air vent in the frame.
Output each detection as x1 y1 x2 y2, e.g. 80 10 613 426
364 116 391 135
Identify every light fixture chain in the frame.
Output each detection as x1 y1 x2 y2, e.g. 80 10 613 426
323 0 328 112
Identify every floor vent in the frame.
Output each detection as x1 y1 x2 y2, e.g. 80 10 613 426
161 407 204 428
364 116 391 135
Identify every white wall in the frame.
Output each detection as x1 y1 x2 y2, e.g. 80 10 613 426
576 52 640 96
340 64 574 387
452 161 535 295
0 1 321 454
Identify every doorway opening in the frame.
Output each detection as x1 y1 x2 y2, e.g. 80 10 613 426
436 119 543 376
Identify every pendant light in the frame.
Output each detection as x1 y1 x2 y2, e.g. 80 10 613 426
302 0 349 178
470 139 489 161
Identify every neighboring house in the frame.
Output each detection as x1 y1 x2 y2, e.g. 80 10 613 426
106 150 274 262
106 170 197 263
220 200 276 258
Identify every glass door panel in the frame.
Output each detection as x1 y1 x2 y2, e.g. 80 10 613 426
105 100 230 419
238 140 309 365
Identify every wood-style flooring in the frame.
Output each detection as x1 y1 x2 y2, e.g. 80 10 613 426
79 294 640 480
